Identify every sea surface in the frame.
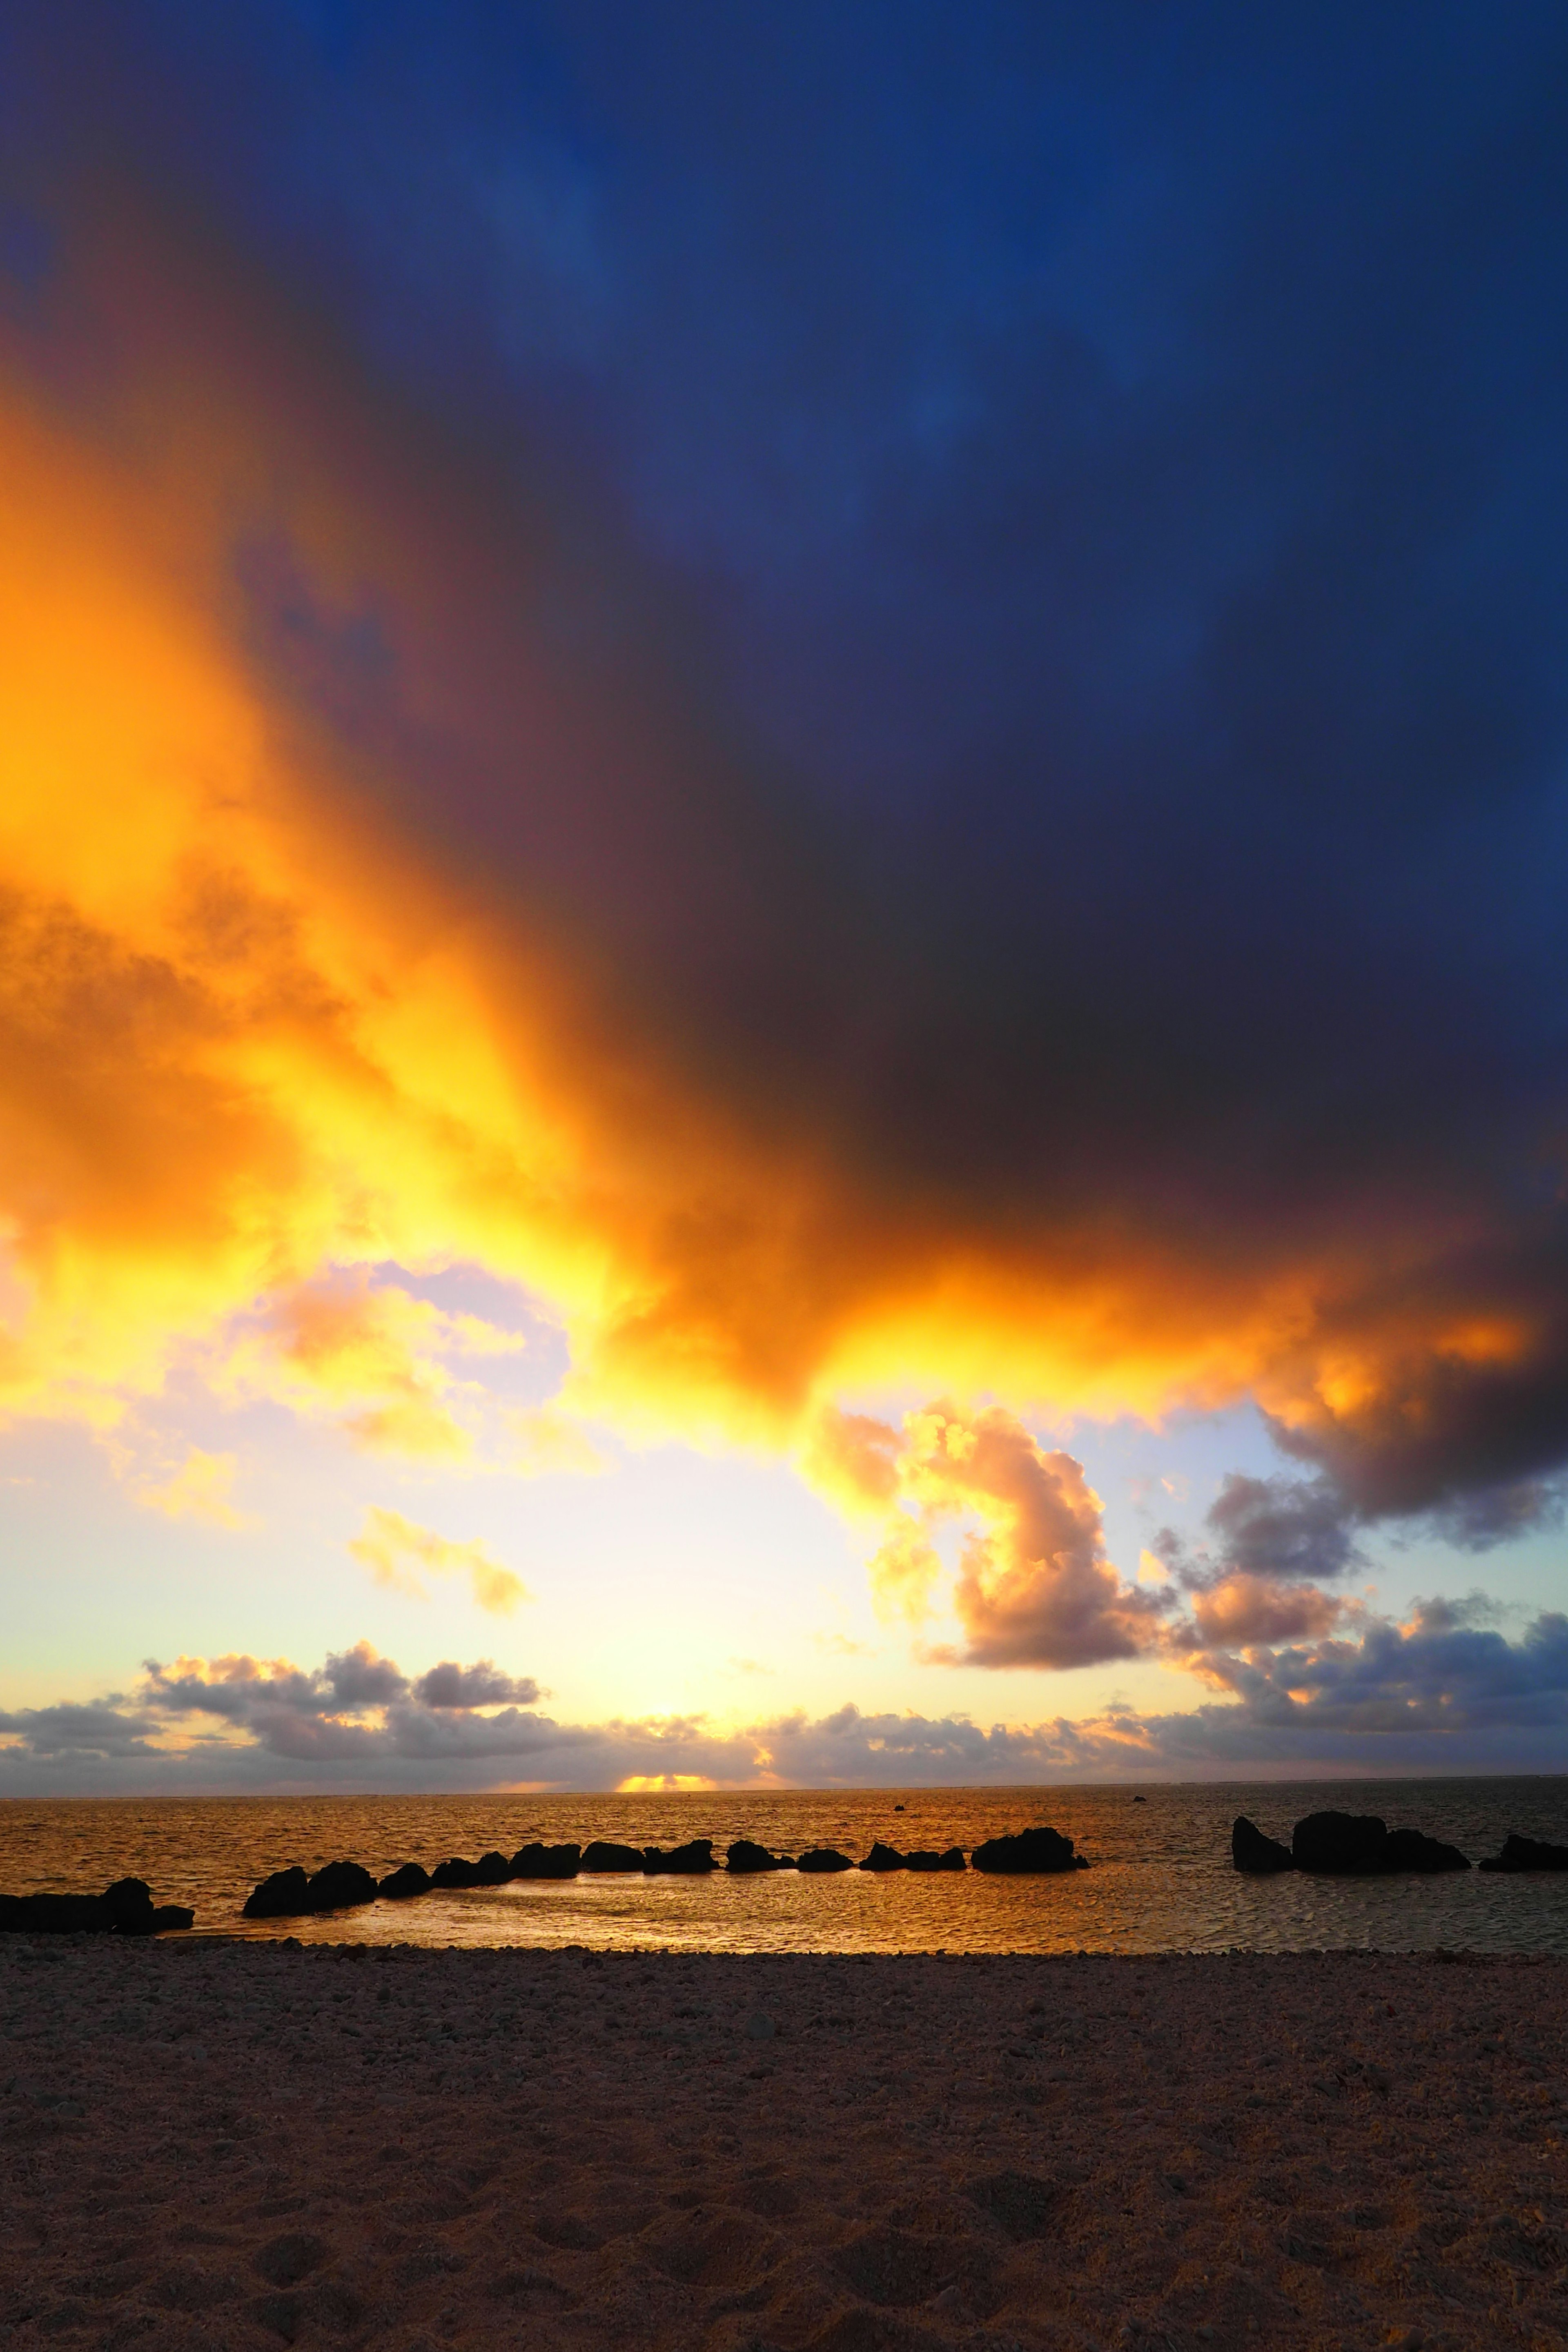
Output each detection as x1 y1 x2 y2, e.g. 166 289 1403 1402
2 1778 1566 1955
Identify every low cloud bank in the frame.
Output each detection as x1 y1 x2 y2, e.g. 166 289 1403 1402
5 1606 1568 1796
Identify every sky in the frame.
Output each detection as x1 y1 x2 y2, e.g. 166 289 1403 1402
3 1 1568 1793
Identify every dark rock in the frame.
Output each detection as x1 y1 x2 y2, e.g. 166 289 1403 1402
303 1860 378 1913
859 1842 906 1871
1383 1827 1470 1873
1478 1831 1568 1872
243 1867 312 1920
430 1857 483 1889
378 1863 432 1900
470 1851 512 1886
971 1826 1086 1874
509 1842 581 1879
152 1905 195 1931
0 1892 113 1933
725 1840 785 1873
775 1855 798 1868
795 1847 855 1873
904 1847 966 1870
579 1840 648 1873
1232 1816 1296 1874
643 1839 716 1874
102 1878 158 1935
1292 1812 1391 1873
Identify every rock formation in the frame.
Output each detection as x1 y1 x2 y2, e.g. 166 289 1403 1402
643 1839 717 1873
431 1857 483 1889
242 1860 377 1918
378 1862 433 1900
0 1880 194 1933
725 1840 786 1872
509 1842 581 1878
971 1826 1087 1873
858 1843 907 1870
1292 1812 1469 1874
243 1866 313 1919
795 1848 855 1872
1478 1832 1568 1871
904 1847 967 1870
579 1840 648 1873
1232 1816 1295 1873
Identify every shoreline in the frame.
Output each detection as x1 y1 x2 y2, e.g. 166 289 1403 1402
2 1941 1561 2349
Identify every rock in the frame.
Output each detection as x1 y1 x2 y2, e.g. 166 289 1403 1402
431 1857 483 1889
1232 1816 1295 1874
904 1848 967 1871
1382 1828 1470 1873
470 1851 513 1886
579 1840 648 1873
509 1842 581 1878
302 1861 377 1913
153 1905 195 1931
725 1839 785 1873
643 1839 716 1874
1478 1831 1568 1871
378 1863 432 1900
1292 1811 1390 1874
243 1867 313 1920
744 2013 776 2040
0 1892 114 1933
795 1847 855 1873
1294 1810 1470 1873
859 1842 906 1870
102 1878 159 1934
971 1826 1086 1873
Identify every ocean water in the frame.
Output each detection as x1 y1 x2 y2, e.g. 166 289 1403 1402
2 1777 1566 1954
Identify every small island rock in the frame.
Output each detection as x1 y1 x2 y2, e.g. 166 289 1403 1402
859 1842 906 1871
796 1848 855 1873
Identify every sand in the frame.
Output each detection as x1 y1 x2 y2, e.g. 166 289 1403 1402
1 1938 1564 2351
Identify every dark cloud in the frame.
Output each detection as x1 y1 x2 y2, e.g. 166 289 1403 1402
1200 1472 1365 1585
2 7 1568 1514
411 1660 542 1710
0 1697 163 1758
9 1605 1568 1793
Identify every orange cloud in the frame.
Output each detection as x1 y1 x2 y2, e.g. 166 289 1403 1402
0 191 1559 1563
347 1507 530 1615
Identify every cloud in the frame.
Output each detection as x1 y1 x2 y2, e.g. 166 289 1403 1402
347 1507 531 1615
411 1659 541 1709
8 1602 1568 1793
132 1447 252 1529
848 1402 1169 1669
1187 1573 1344 1648
1 18 1568 1557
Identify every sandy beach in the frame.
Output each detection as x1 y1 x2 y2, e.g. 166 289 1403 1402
1 1938 1563 2352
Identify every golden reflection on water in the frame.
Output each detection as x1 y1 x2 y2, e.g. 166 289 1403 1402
1 1779 1566 1953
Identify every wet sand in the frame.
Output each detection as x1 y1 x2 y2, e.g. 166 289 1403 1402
1 1938 1564 2351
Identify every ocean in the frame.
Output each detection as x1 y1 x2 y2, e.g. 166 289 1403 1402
2 1776 1566 1954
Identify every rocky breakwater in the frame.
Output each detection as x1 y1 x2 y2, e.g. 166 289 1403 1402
242 1862 379 1920
1230 1810 1471 1874
0 1876 193 1935
724 1840 795 1872
642 1840 717 1875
